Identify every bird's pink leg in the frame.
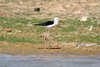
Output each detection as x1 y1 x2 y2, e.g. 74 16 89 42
44 28 50 39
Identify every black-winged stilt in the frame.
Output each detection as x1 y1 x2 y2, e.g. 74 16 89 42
35 17 60 38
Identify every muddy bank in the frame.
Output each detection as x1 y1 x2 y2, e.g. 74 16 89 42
0 42 100 57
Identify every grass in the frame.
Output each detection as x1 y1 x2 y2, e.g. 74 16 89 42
0 17 100 56
0 35 35 44
0 17 100 45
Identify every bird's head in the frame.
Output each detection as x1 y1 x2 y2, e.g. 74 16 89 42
53 17 60 22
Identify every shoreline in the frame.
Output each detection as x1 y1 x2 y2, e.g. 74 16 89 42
0 42 100 57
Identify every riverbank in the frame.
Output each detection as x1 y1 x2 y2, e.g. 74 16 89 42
0 42 100 57
0 17 100 57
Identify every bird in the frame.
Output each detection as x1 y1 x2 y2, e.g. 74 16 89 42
35 17 60 38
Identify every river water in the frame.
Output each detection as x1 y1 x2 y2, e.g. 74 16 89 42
0 54 100 67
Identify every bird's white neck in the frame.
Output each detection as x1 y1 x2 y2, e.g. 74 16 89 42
54 20 59 25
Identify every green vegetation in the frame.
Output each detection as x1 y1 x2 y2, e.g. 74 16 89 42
0 35 43 44
0 17 99 45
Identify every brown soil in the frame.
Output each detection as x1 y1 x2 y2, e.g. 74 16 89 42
0 42 100 57
0 0 100 21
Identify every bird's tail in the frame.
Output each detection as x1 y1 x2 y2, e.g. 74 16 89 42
34 24 42 26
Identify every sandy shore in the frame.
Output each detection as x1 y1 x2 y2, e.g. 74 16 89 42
0 42 100 57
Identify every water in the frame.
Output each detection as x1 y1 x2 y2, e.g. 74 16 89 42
0 54 100 67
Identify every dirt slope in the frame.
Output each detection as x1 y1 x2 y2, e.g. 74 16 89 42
0 0 100 21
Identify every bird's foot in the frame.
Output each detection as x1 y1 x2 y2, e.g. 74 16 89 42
41 33 54 39
41 33 51 39
44 35 50 39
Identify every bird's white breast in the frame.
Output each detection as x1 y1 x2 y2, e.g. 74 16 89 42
46 21 58 28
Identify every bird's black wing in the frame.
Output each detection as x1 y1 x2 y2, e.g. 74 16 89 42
35 21 54 26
